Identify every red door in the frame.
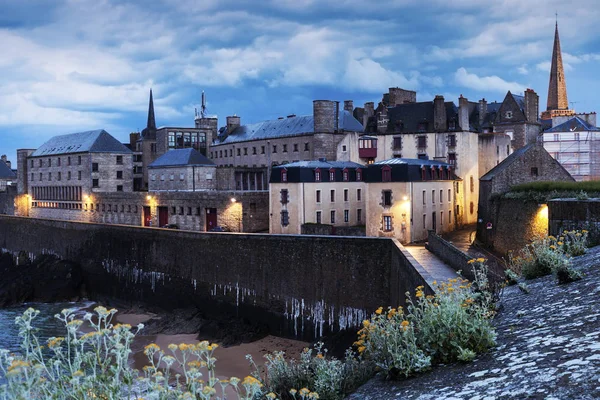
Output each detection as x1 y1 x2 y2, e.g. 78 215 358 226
158 207 169 227
206 208 217 231
143 206 152 227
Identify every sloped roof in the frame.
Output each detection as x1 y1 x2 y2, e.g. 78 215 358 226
272 160 364 170
480 143 535 181
148 148 214 168
545 116 600 133
31 129 131 157
386 101 461 133
511 94 525 111
214 110 363 145
0 161 15 179
374 158 452 167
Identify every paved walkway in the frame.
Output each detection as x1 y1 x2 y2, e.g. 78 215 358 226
404 244 459 283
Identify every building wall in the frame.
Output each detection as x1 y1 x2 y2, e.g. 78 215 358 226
478 134 512 177
27 191 268 233
270 181 366 234
149 165 217 191
365 180 458 243
90 153 133 193
0 215 432 339
340 130 482 225
543 130 600 181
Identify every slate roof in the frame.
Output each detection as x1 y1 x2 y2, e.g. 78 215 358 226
545 116 600 132
511 94 525 111
31 129 132 157
272 160 364 170
480 143 535 181
214 110 364 145
148 148 214 168
386 101 460 133
374 158 452 167
0 161 16 179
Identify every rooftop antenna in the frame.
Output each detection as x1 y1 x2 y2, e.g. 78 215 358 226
201 90 206 118
570 101 578 109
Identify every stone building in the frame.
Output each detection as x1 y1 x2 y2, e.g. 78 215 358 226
0 156 16 192
148 148 216 192
133 90 213 190
364 158 461 243
269 160 366 235
543 116 600 181
18 129 133 216
477 142 574 246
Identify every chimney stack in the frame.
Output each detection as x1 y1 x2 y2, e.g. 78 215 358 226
363 102 375 129
344 100 354 114
226 115 241 133
433 95 447 132
458 95 470 131
478 98 487 127
524 88 539 124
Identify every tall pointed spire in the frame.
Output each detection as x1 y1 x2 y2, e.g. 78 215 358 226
147 88 156 130
546 21 569 111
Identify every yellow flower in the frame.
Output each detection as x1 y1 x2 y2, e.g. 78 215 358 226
375 307 383 315
467 259 475 264
357 345 366 354
401 320 410 327
550 245 557 250
202 386 216 396
582 230 588 233
143 343 160 356
476 258 485 263
316 353 324 359
308 393 320 399
415 290 423 298
289 389 298 396
168 344 178 352
362 320 370 328
300 388 310 396
266 393 277 399
72 370 84 377
241 376 262 387
47 337 65 349
558 242 564 246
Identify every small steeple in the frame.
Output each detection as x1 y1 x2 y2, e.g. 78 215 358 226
147 88 157 130
546 19 569 111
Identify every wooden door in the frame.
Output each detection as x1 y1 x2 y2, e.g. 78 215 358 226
158 206 169 227
143 206 152 227
206 208 217 231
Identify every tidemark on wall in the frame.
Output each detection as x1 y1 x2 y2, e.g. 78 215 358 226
0 216 432 339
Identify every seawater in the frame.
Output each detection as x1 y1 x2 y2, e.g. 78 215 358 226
0 301 94 354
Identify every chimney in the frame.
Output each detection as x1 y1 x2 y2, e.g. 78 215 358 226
313 100 336 133
458 95 470 131
478 98 487 126
363 102 375 129
524 88 539 123
335 101 340 132
433 95 447 132
129 132 140 148
344 100 354 114
226 115 241 133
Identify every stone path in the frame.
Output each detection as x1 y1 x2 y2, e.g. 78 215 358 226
404 244 459 283
348 247 600 399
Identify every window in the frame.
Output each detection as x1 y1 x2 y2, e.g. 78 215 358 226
574 132 580 141
160 175 165 181
449 210 452 224
304 142 309 151
31 173 34 182
344 210 349 222
470 202 474 215
531 167 539 177
432 190 435 204
356 169 362 181
283 144 287 152
261 146 265 154
422 190 426 205
48 158 52 167
448 189 451 202
316 211 322 224
441 212 444 226
39 173 42 181
48 172 52 181
423 214 427 229
78 171 82 181
117 171 123 179
448 153 456 166
470 176 474 193
417 136 427 148
229 149 233 157
344 189 349 202
92 163 99 172
293 144 298 152
330 189 335 202
315 169 321 182
179 207 184 215
417 122 427 132
244 148 248 155
117 185 123 192
496 145 500 156
281 210 289 226
357 189 362 201
330 210 335 224
57 158 61 166
383 215 392 232
382 166 391 182
273 145 277 153
280 189 289 204
67 171 71 180
237 148 241 156
357 209 362 223
393 137 402 150
57 172 61 181
505 111 513 119
252 147 257 155
343 170 349 181
383 190 392 206
440 190 443 203
553 133 560 142
188 207 192 215
172 206 176 215
116 156 123 165
448 134 456 147
281 169 287 182
316 190 321 203
329 170 335 181
92 179 99 188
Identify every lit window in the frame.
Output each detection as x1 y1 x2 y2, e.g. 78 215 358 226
383 215 392 231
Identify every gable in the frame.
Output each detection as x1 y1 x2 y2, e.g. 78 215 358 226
495 92 526 124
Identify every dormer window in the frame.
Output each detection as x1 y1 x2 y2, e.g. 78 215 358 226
382 165 392 182
356 169 362 181
448 120 456 131
315 169 321 182
329 169 335 181
343 169 349 182
421 167 427 181
505 111 513 119
281 169 288 182
417 121 427 132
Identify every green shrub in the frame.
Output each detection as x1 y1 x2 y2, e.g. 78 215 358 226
358 261 496 378
514 236 570 279
558 229 588 256
554 263 584 284
252 343 373 400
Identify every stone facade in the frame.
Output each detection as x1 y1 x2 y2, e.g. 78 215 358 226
493 90 541 150
149 165 217 192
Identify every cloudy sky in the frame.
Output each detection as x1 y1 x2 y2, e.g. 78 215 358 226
1 0 599 161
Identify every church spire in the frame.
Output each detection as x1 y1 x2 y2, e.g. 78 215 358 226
546 20 569 111
147 89 157 130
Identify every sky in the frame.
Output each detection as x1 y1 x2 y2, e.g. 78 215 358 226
1 0 600 162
